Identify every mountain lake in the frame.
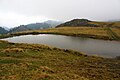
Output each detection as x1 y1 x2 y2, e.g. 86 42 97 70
2 34 120 58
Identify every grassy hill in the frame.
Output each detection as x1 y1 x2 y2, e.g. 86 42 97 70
56 19 120 28
0 40 120 80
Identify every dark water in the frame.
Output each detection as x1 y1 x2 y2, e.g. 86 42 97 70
2 34 120 58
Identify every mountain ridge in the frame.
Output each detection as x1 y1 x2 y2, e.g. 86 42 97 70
9 20 62 33
56 19 99 27
0 27 8 34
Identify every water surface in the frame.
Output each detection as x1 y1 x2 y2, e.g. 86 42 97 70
2 34 120 57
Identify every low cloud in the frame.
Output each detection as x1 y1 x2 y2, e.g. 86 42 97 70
0 0 120 27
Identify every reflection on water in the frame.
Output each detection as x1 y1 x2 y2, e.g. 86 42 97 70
2 34 120 58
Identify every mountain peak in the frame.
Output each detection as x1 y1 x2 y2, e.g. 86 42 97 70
71 19 91 22
0 26 8 34
56 19 98 27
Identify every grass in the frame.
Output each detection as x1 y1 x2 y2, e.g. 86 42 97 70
111 28 120 37
0 26 120 40
0 40 120 80
88 21 120 28
1 26 120 40
105 27 120 40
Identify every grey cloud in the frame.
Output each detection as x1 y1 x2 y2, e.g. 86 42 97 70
0 0 120 27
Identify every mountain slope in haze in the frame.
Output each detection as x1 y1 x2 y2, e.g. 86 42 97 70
108 19 120 22
0 27 8 34
9 25 31 33
26 23 50 30
44 20 63 28
9 20 62 33
1 26 10 31
9 23 50 33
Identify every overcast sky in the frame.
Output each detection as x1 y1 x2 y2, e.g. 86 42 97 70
0 0 120 28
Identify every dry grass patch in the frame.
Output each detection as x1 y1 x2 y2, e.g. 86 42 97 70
40 27 108 36
111 28 120 37
2 48 24 53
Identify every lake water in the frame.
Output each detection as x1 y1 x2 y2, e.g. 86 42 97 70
2 34 120 58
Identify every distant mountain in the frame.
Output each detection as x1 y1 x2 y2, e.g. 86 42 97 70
1 26 10 31
108 19 120 22
9 20 62 33
56 19 99 27
44 20 63 28
26 23 50 30
9 25 31 33
9 23 50 33
0 27 8 34
3 27 10 31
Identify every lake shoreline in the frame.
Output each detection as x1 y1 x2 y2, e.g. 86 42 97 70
2 34 120 58
1 27 120 41
0 32 119 41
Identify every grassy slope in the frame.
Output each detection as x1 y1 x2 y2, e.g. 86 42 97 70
89 21 120 27
0 40 120 80
112 28 120 37
8 27 120 40
0 27 109 39
105 27 120 40
0 25 120 40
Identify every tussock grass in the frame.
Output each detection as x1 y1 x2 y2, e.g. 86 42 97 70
0 40 120 80
2 48 24 53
